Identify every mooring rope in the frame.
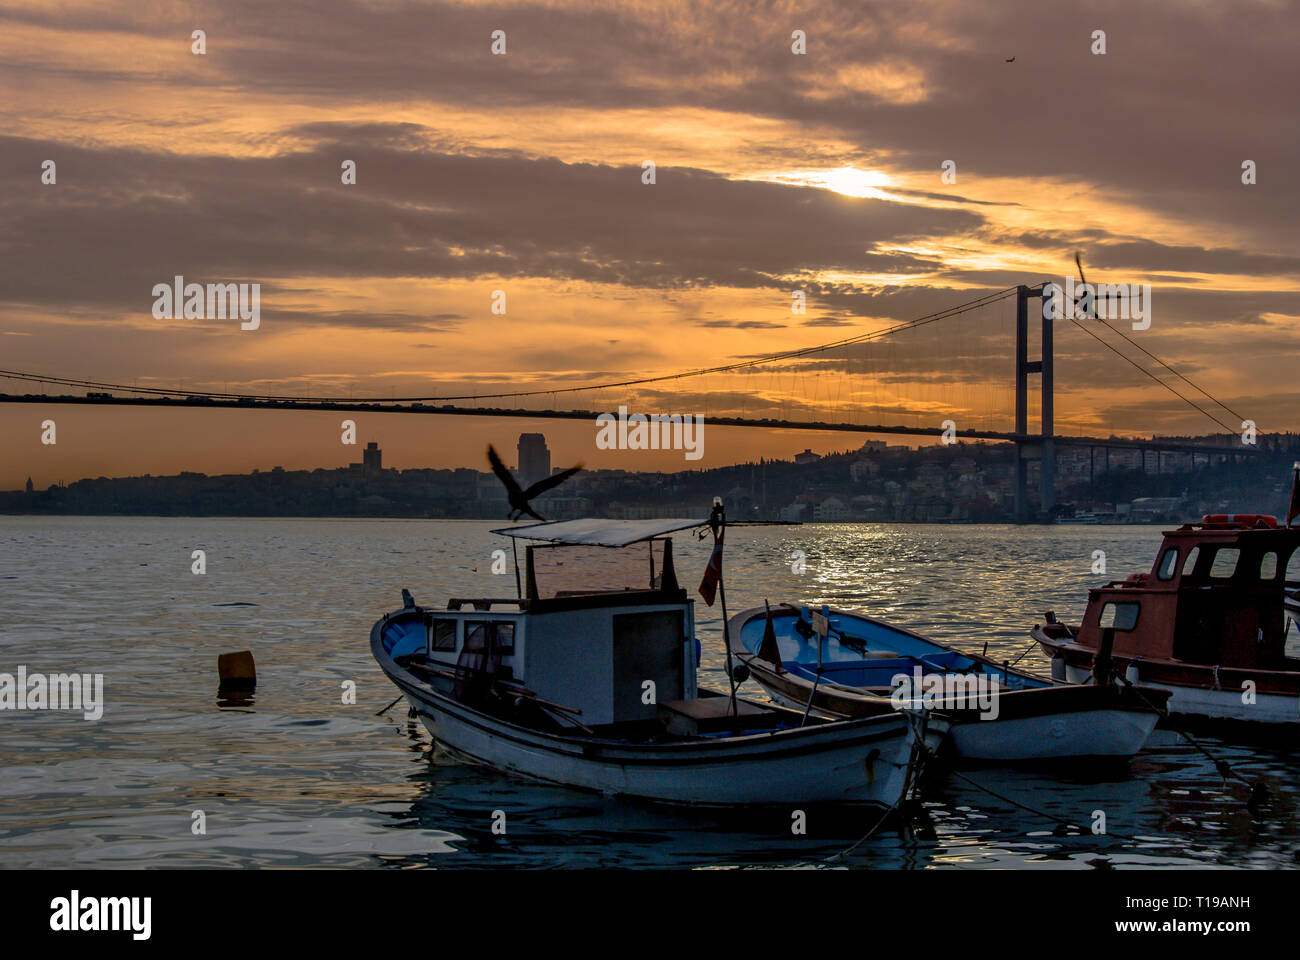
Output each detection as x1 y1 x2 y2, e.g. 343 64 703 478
1113 674 1268 807
824 688 1270 865
823 715 927 863
939 762 1143 842
1005 639 1040 668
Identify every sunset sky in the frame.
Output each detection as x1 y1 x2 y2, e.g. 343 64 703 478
2 0 1297 489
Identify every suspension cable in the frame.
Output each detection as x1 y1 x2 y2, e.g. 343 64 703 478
0 287 1024 404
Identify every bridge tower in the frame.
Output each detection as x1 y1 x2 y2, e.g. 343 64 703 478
1014 283 1053 523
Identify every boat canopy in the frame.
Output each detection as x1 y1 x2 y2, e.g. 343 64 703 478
492 517 706 548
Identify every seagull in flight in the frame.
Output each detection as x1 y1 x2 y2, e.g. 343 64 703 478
487 445 583 522
1005 56 1016 62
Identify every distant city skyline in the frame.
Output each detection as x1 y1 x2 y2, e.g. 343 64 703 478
12 425 1288 489
4 411 918 489
8 429 1293 527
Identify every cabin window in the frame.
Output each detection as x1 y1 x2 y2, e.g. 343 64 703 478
465 620 515 656
1286 548 1300 585
494 622 516 655
431 618 458 652
1156 548 1179 580
464 621 488 653
1260 552 1278 580
1099 601 1140 631
1181 546 1201 577
1209 547 1240 579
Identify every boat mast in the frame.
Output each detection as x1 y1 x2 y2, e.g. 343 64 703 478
710 498 740 720
511 536 522 599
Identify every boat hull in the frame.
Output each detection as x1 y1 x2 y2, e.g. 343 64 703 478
729 604 1166 762
945 707 1156 761
739 652 1161 761
1034 625 1300 725
373 611 947 808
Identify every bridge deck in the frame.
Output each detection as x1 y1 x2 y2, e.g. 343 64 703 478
0 393 1253 455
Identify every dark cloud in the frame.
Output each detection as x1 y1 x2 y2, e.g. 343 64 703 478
6 0 1294 245
0 132 980 323
263 310 462 332
1087 241 1300 278
802 316 857 327
697 319 789 329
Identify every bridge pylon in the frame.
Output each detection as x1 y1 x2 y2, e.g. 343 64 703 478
1014 283 1053 523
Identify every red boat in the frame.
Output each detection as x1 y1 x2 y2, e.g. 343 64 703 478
1032 512 1300 725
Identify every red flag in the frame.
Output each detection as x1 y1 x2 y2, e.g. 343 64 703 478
758 601 784 673
698 525 724 606
1289 466 1300 528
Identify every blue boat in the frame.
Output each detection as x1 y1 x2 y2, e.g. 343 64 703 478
730 602 1167 763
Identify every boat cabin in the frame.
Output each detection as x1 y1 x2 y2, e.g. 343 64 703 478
409 518 704 727
1072 515 1300 668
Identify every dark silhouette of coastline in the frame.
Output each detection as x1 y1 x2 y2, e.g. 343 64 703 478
4 434 1296 523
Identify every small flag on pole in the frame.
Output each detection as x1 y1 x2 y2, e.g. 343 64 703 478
698 525 724 606
758 600 784 673
1289 464 1300 528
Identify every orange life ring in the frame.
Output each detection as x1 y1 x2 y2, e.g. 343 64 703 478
1200 514 1278 528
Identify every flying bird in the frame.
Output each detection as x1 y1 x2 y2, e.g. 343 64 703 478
486 445 583 522
1005 56 1015 62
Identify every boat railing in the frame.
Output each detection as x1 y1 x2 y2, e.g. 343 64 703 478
446 597 526 611
1098 575 1149 590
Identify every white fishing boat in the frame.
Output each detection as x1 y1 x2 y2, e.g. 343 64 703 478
371 511 947 808
731 602 1166 763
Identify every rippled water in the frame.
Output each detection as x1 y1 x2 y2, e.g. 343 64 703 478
1 517 1296 869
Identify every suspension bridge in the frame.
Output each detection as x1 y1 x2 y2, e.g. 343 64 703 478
0 282 1257 522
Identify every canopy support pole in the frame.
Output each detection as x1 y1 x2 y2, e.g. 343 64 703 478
709 500 739 721
800 628 824 728
719 560 738 720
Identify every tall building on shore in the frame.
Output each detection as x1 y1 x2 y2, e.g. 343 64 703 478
352 441 382 478
517 433 550 488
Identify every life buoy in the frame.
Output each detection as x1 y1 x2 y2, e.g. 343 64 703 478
1201 514 1278 529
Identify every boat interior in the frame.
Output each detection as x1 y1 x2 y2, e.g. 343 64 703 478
738 605 1045 693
